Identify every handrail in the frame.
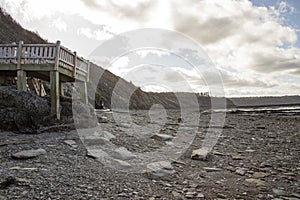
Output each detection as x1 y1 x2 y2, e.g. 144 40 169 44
0 41 89 81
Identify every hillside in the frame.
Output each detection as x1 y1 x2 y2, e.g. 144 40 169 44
230 96 300 107
0 8 45 44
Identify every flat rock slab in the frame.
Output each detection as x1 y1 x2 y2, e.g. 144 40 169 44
112 147 136 160
151 133 174 141
12 149 46 159
146 161 175 179
86 149 131 169
83 137 109 146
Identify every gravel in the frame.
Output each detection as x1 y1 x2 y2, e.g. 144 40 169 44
0 110 299 199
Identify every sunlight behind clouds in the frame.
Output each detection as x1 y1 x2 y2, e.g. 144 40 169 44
1 0 299 96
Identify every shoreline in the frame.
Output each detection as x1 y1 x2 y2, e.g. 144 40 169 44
1 111 299 199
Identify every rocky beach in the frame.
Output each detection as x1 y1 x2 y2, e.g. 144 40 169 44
0 108 299 199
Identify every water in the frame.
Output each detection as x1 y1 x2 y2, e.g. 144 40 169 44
214 105 300 113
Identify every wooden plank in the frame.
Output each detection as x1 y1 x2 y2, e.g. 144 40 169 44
21 64 53 71
0 64 17 70
48 47 53 58
39 47 43 58
35 47 39 58
59 58 74 68
0 44 18 47
16 41 23 70
44 47 48 58
3 47 7 58
23 44 56 47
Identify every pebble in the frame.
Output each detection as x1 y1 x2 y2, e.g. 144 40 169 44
235 168 247 176
12 148 46 159
272 189 285 196
172 191 181 198
253 172 268 178
246 178 266 187
203 167 222 172
185 191 197 198
191 148 209 160
197 193 205 198
231 155 244 160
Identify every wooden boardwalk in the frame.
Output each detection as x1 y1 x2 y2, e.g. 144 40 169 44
0 41 90 120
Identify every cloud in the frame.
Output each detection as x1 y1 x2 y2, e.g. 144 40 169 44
51 18 67 32
81 0 156 20
77 26 114 40
1 0 300 96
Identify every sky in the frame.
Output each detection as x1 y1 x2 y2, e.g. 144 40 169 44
0 0 300 97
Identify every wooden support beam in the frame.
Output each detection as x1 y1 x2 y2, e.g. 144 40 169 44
50 70 60 120
0 75 6 85
82 81 88 104
60 81 64 97
17 70 27 91
50 40 61 120
73 51 77 78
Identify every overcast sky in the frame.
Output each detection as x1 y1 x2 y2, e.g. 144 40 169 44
1 0 300 97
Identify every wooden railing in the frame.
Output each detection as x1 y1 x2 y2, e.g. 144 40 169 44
0 41 89 81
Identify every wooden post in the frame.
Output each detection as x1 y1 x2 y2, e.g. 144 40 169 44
73 51 77 78
54 41 61 70
50 41 61 120
86 61 90 82
83 81 88 104
50 71 60 120
16 41 27 91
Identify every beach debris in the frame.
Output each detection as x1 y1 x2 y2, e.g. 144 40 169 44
0 139 36 147
203 167 222 172
97 116 108 123
37 123 75 133
0 176 17 189
12 148 46 159
63 140 77 148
